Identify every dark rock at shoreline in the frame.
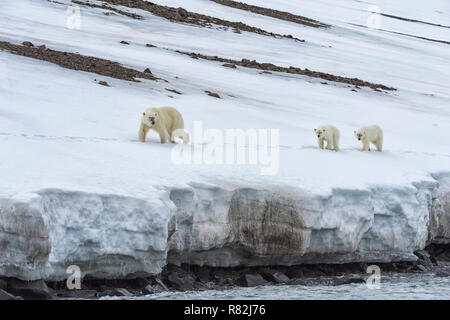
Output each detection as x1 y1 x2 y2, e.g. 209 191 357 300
426 243 450 261
331 275 366 286
143 284 166 294
414 264 429 272
96 287 134 298
114 288 133 296
32 243 450 299
0 288 22 300
167 272 196 290
7 279 51 300
415 249 435 267
259 269 289 283
435 266 450 277
97 289 116 298
436 270 450 277
236 274 267 287
196 268 211 283
154 278 169 291
0 279 7 290
56 289 98 299
287 278 307 286
285 268 304 279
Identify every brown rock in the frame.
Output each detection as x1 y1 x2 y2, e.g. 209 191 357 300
98 81 110 86
288 278 307 286
205 91 220 98
222 63 237 69
120 40 130 45
7 279 51 300
177 7 188 18
165 88 182 95
0 289 21 300
236 274 267 287
0 279 7 290
260 270 289 283
22 41 34 47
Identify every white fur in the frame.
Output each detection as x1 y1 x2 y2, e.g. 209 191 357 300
354 125 383 152
139 106 189 144
314 125 340 152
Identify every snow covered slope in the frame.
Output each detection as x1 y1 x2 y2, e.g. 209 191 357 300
0 0 449 280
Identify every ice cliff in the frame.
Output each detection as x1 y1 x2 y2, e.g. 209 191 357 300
1 175 449 281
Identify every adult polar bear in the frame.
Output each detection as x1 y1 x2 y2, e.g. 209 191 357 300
354 125 383 152
314 125 340 152
139 106 189 144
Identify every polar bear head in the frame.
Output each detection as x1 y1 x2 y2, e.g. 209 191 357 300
314 127 326 139
354 129 365 141
142 108 159 127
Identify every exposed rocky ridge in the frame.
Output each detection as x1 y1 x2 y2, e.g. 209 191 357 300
176 50 396 91
210 0 330 28
72 0 144 19
99 0 304 42
0 41 160 82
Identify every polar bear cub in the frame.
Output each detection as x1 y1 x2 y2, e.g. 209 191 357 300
354 125 383 152
139 106 189 144
314 125 340 152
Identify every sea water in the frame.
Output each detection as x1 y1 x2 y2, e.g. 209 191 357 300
104 272 450 300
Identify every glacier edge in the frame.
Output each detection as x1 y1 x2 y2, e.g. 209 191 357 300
1 173 449 281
